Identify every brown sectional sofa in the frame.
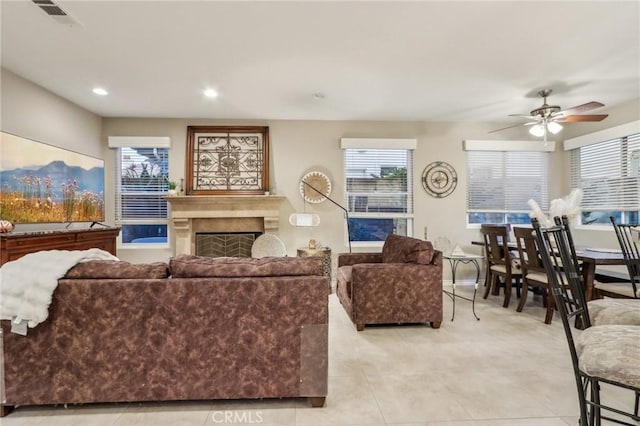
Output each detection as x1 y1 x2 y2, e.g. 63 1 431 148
337 234 443 331
0 255 328 416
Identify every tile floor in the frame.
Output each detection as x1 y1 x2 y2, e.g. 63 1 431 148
2 285 638 426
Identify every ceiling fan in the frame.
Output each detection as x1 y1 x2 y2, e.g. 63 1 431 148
490 89 608 140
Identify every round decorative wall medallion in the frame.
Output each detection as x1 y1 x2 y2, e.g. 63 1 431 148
421 161 458 198
300 171 332 203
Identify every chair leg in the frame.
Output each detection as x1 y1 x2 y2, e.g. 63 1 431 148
491 276 501 295
516 280 529 312
591 379 601 426
503 277 512 308
544 289 555 324
483 273 494 299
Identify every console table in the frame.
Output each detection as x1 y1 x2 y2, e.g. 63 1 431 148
0 228 120 265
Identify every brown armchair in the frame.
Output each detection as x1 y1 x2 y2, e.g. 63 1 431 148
336 234 443 331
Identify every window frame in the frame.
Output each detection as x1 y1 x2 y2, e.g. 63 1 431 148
464 140 552 228
108 137 171 249
569 130 640 228
341 138 416 248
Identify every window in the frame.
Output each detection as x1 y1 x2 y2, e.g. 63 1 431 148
466 150 549 225
570 132 640 225
109 137 170 246
342 138 415 245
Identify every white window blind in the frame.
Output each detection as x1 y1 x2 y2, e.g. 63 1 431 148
115 147 169 221
344 149 413 214
467 151 549 217
570 133 640 212
343 146 413 243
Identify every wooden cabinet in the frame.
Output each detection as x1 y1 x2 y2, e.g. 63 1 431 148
0 228 120 265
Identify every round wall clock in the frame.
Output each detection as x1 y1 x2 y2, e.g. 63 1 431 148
422 161 458 198
300 171 332 203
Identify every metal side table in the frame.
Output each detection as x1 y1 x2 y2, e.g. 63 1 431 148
443 253 483 321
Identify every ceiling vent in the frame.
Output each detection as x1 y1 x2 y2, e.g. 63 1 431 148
32 0 80 26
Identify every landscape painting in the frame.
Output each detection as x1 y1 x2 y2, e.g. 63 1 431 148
0 132 105 223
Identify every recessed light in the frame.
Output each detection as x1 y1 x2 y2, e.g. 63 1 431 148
92 87 108 96
204 88 218 98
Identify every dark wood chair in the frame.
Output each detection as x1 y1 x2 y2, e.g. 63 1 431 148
480 224 522 308
533 217 640 425
513 226 554 324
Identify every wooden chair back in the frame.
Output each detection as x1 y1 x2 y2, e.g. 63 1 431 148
513 226 545 276
480 224 512 272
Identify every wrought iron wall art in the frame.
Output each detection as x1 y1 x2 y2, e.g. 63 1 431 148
185 126 269 195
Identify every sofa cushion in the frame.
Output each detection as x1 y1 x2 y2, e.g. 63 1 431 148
169 254 324 278
65 260 169 279
381 234 434 264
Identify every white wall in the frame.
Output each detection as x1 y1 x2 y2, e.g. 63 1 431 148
4 67 639 279
102 118 568 276
1 68 104 234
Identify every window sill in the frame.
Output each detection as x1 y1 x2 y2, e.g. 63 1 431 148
117 243 170 250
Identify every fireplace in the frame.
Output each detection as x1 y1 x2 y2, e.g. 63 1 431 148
196 232 261 258
165 195 285 256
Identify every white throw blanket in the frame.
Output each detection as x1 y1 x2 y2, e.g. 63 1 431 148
0 248 118 328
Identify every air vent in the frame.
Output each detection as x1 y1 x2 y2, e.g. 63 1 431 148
32 0 80 26
33 0 67 15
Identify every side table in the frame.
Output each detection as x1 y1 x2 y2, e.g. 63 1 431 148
297 247 332 293
443 253 483 321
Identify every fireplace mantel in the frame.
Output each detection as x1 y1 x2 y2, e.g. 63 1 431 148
166 195 286 255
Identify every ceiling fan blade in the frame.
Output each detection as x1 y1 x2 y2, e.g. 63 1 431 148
508 113 535 118
555 114 609 123
488 122 537 133
555 101 604 116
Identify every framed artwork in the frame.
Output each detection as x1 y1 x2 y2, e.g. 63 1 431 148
0 131 105 223
186 126 269 195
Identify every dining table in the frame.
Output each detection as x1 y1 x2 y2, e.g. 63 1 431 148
471 240 626 301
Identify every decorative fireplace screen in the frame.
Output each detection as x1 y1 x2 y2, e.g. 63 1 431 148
186 126 269 195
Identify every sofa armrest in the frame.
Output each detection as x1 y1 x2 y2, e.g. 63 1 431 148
431 250 443 267
337 252 382 267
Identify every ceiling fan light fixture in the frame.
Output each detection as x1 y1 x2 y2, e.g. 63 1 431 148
529 124 545 137
547 121 563 134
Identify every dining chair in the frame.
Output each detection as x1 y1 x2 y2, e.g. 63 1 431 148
513 226 554 324
607 216 640 299
533 217 640 425
554 215 640 327
480 224 522 308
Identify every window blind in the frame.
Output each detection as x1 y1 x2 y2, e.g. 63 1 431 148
467 151 549 212
344 149 413 215
570 133 640 211
115 147 169 221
